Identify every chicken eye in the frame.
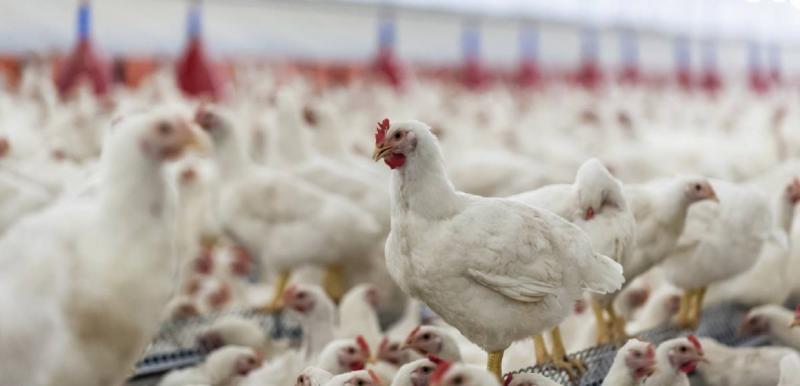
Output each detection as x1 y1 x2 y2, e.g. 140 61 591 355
297 292 306 299
357 380 365 386
452 375 464 385
421 366 431 373
389 344 399 350
158 121 173 136
248 357 256 365
694 184 701 191
347 347 357 354
679 346 688 353
394 131 402 140
422 333 431 340
633 351 641 358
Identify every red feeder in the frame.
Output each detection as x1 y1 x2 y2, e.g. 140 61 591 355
373 14 405 89
175 2 225 101
55 2 112 99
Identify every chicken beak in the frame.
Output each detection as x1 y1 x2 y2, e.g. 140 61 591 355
708 190 720 202
790 319 800 328
372 144 392 162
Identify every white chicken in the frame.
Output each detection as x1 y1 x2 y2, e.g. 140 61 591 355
739 304 800 350
322 369 382 386
643 336 707 386
704 177 800 307
374 119 624 379
503 372 563 386
427 361 500 386
295 367 333 386
0 107 205 386
158 345 262 386
622 176 718 286
511 158 636 344
778 353 800 386
659 180 772 329
194 105 379 309
390 357 439 386
600 339 656 386
694 337 795 386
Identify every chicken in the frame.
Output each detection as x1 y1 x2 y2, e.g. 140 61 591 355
511 158 636 344
659 180 771 329
793 305 800 328
623 176 718 285
704 177 800 307
317 338 373 375
194 105 379 309
694 337 794 386
390 357 439 386
739 304 800 350
195 315 272 358
503 372 563 386
778 353 800 386
159 345 262 386
374 119 624 379
600 339 656 386
338 284 382 348
643 336 707 386
295 367 333 386
427 360 500 386
403 326 463 363
0 108 205 386
323 369 382 386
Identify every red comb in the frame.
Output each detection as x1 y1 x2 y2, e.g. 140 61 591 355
368 369 383 386
357 335 371 357
378 336 389 353
375 118 390 145
429 360 451 384
687 335 703 353
795 304 800 317
427 355 445 365
406 325 422 344
502 373 513 386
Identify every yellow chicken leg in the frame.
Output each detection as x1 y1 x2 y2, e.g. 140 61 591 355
550 326 586 381
591 300 611 344
676 289 694 329
487 350 504 382
533 334 550 364
689 286 707 330
263 270 290 312
323 264 346 303
606 303 628 343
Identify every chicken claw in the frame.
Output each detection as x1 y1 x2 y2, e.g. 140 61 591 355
323 264 346 303
261 270 290 312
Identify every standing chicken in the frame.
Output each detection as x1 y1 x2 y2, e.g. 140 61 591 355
659 180 771 329
373 119 624 379
511 158 636 344
0 108 205 386
194 105 379 308
622 176 718 286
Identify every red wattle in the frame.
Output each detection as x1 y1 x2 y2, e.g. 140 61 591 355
176 37 224 101
679 361 697 373
384 153 406 169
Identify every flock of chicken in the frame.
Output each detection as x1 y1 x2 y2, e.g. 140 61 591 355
0 61 799 386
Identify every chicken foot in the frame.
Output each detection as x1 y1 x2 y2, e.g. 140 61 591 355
549 326 586 381
533 334 550 364
606 303 629 344
688 286 707 330
675 289 695 329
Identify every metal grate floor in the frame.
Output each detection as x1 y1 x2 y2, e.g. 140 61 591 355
127 302 788 386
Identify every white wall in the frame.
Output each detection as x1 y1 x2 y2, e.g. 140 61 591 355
1 0 799 77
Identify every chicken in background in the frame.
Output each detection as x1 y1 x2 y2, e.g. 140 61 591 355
739 304 800 350
704 177 800 307
659 180 772 329
427 360 500 386
778 353 800 386
158 345 262 386
694 337 794 386
511 158 636 344
194 104 380 309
